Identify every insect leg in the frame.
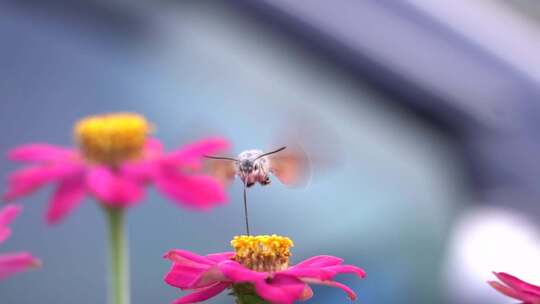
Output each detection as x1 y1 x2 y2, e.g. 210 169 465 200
259 163 271 186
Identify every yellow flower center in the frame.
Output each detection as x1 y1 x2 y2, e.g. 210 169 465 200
231 235 293 272
74 113 151 166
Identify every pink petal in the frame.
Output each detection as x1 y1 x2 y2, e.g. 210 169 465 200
218 260 266 283
172 282 230 304
121 160 159 183
0 205 22 228
0 205 22 244
164 250 216 267
324 265 367 278
494 272 540 296
219 260 306 303
8 144 75 162
155 173 227 210
165 264 209 289
299 285 313 301
302 278 358 300
164 251 231 290
86 167 144 207
143 138 164 156
206 252 235 263
489 281 529 301
291 255 344 268
123 139 163 182
4 163 84 201
0 252 41 280
46 175 86 224
121 138 163 182
254 274 306 304
165 138 230 165
284 256 366 282
280 267 335 281
190 265 228 289
0 229 12 245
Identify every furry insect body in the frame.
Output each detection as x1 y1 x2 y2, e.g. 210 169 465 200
236 150 271 187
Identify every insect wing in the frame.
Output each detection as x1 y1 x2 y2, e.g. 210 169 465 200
269 144 311 187
204 158 236 187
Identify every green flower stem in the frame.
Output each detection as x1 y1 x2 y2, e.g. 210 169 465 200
105 207 129 304
232 284 270 304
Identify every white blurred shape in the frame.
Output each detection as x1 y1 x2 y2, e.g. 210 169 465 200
443 206 540 304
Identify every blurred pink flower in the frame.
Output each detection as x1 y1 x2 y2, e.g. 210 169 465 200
164 236 366 304
489 272 540 304
4 113 229 224
0 205 40 280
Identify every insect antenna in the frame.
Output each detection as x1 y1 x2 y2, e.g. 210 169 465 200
243 180 250 236
254 146 287 160
203 155 238 161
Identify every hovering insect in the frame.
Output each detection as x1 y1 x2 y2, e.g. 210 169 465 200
204 145 311 236
204 145 311 188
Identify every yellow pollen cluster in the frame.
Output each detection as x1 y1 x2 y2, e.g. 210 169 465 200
74 113 151 166
231 235 293 272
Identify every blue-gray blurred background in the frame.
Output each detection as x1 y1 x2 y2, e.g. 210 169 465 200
1 1 540 303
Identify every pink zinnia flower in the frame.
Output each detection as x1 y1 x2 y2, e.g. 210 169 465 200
164 235 366 304
489 272 540 304
0 204 40 280
4 113 229 224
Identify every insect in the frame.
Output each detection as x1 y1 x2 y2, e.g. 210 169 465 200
204 145 310 188
204 145 310 235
